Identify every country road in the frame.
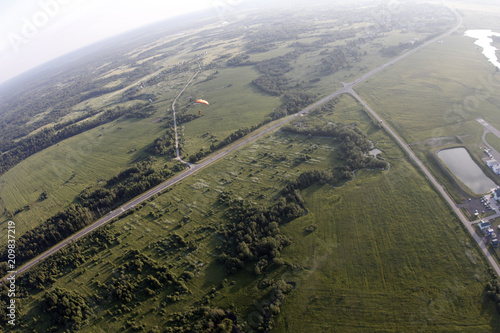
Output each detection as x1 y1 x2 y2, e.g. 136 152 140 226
5 3 499 283
172 65 200 165
347 88 500 276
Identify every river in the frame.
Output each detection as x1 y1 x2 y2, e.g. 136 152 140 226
464 29 500 70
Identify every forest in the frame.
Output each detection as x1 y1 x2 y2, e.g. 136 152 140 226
217 191 304 275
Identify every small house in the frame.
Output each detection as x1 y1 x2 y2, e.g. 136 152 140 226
479 221 491 233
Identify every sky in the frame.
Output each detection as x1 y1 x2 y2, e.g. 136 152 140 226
0 0 242 84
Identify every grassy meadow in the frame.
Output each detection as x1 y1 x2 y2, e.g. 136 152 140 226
486 133 500 153
3 3 500 331
0 0 458 243
355 7 500 202
0 114 169 244
179 66 282 158
14 94 500 332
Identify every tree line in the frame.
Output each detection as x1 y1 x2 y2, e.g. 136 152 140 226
186 118 272 164
282 121 388 175
0 159 184 266
0 103 155 176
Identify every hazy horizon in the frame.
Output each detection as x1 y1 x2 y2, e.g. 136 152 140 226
0 0 227 85
1 0 499 86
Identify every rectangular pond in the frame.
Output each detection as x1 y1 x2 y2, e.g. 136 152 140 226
437 147 496 194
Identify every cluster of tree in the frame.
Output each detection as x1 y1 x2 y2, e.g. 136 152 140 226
319 46 357 75
282 122 388 174
78 160 175 212
247 279 294 332
245 42 276 54
226 54 255 67
165 307 240 333
14 205 94 263
1 159 183 265
42 288 92 332
253 75 289 97
0 103 150 176
283 170 334 195
217 192 304 274
123 104 156 119
244 20 309 50
97 250 189 304
486 277 500 315
380 40 422 57
252 51 301 96
272 92 318 119
20 228 116 291
0 296 7 326
153 233 197 256
147 128 176 156
52 109 99 131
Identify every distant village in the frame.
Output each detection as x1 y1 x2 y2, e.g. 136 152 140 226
485 148 500 175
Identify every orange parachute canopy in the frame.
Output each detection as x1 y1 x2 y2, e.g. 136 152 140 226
195 99 209 105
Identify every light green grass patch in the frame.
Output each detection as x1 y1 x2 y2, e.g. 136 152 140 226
486 132 500 153
0 116 166 242
180 66 282 157
357 34 500 144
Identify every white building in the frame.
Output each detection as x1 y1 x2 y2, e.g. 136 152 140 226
479 221 491 234
494 188 500 201
486 159 498 167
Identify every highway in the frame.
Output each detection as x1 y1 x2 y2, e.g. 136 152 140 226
6 3 500 282
347 88 500 276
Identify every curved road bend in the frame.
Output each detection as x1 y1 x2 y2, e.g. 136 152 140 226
7 4 497 282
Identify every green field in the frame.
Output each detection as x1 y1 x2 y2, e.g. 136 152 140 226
486 133 500 153
356 33 500 144
3 2 500 332
0 114 169 243
180 66 282 157
13 94 500 332
354 7 500 203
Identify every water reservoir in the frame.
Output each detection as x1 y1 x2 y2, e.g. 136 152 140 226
437 147 496 194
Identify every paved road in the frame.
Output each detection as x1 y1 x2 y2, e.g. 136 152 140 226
478 118 500 164
7 4 499 282
344 8 500 277
347 88 500 276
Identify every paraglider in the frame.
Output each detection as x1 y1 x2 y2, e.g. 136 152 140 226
194 99 209 115
195 99 209 105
